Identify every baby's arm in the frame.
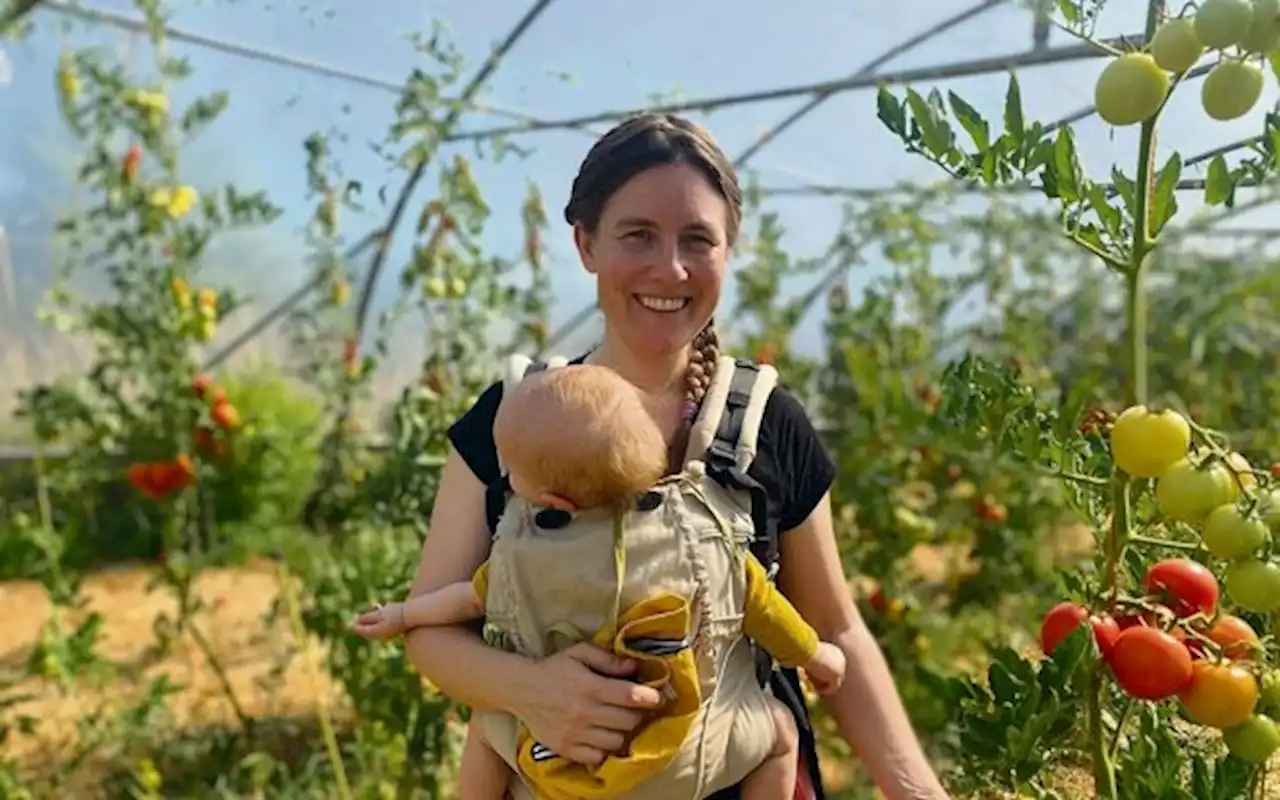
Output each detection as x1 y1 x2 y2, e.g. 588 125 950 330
741 554 846 695
352 562 488 641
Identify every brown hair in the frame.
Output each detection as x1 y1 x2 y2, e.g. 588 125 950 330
494 365 667 509
564 113 742 421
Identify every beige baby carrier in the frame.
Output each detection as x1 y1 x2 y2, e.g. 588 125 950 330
476 352 785 800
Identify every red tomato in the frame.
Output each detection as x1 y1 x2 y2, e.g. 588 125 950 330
1091 614 1121 659
1143 558 1219 618
1209 615 1262 660
1040 602 1089 655
211 401 240 430
1109 627 1195 700
191 373 213 399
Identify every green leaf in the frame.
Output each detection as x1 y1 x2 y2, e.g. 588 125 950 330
948 91 990 152
1004 73 1025 142
905 88 952 158
1269 50 1280 85
1052 127 1082 203
1205 154 1233 206
1057 0 1079 23
1086 183 1123 238
876 86 906 136
1109 167 1138 219
1150 152 1182 235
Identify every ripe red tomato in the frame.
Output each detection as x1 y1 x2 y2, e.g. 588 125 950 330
1143 558 1219 618
1109 627 1194 700
211 401 240 430
1040 603 1119 658
1178 661 1259 729
191 373 213 399
1210 615 1262 660
1091 614 1121 659
1041 602 1088 655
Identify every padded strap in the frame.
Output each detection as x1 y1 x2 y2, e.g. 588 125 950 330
685 357 778 477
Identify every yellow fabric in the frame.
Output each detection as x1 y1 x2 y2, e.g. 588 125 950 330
742 552 820 668
514 592 701 800
471 560 491 606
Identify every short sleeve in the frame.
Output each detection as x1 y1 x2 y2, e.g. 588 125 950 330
749 384 837 534
447 380 504 485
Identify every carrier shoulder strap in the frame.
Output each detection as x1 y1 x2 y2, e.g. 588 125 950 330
685 355 778 487
486 353 569 534
687 357 788 692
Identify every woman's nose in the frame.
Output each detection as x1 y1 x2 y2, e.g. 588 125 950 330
650 238 689 280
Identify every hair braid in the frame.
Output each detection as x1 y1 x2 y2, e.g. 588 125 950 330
682 322 720 423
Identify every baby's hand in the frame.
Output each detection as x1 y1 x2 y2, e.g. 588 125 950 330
352 603 406 641
804 642 847 696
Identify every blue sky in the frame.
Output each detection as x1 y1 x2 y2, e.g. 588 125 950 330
2 0 1278 372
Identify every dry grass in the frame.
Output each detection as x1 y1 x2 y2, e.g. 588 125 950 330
1 559 343 772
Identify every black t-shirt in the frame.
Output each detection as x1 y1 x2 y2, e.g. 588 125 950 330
447 362 837 535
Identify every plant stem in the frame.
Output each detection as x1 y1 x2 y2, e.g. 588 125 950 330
1091 5 1164 797
1127 533 1199 551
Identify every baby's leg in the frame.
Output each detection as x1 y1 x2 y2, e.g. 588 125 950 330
458 716 512 800
739 695 799 799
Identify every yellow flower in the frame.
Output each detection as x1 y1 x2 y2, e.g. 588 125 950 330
124 88 168 113
196 287 217 312
147 186 198 219
167 186 198 219
170 277 191 309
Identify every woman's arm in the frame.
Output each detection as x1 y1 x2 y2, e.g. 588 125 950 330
402 448 537 713
778 492 950 800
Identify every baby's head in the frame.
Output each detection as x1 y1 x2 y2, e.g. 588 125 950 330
493 364 667 510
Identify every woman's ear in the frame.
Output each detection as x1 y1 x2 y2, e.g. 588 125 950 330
573 223 598 274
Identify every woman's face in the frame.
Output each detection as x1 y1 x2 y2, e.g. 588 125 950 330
574 162 730 360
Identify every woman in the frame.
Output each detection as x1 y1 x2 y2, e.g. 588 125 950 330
403 113 949 800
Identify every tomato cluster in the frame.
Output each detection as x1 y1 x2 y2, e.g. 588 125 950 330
1041 560 1280 759
128 374 242 501
127 454 195 500
1096 2 1273 128
192 373 241 431
1039 403 1280 762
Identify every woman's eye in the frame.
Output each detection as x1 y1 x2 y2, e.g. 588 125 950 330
625 229 652 242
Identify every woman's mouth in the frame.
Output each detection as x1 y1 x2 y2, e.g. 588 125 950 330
635 295 691 313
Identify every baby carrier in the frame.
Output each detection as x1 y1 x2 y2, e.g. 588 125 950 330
477 353 823 800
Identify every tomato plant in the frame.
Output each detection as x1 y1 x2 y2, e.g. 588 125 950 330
877 0 1280 795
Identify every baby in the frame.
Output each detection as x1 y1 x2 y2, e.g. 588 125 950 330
354 363 846 799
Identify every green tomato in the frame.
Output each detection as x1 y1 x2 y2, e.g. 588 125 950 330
1260 489 1280 532
1156 458 1238 523
1223 714 1280 762
1195 0 1254 49
1151 17 1205 72
1201 504 1270 559
1259 672 1280 716
1226 558 1280 613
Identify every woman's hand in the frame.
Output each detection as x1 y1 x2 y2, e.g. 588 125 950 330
513 642 665 766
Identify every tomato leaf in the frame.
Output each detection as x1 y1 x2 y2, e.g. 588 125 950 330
1268 50 1280 86
948 91 989 153
1109 167 1138 221
1052 127 1082 204
1149 152 1182 236
876 86 906 137
1086 183 1123 238
1003 74 1025 143
1204 154 1236 207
